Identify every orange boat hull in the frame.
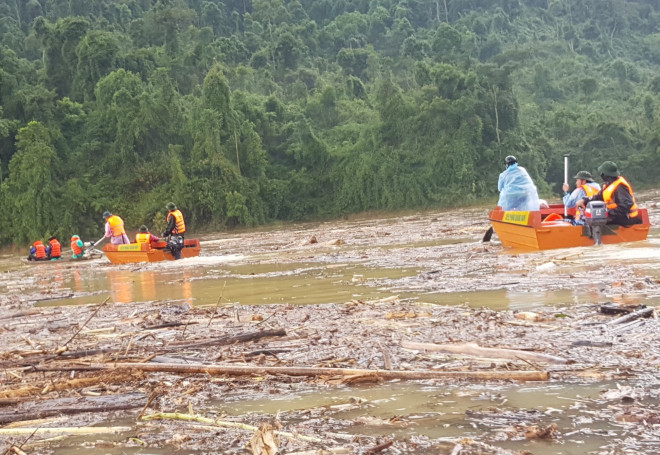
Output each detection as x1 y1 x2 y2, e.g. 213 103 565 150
489 206 650 250
103 239 201 264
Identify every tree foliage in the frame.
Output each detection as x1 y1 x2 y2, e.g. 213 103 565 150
1 0 660 246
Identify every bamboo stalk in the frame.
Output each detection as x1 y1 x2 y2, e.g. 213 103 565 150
141 412 322 443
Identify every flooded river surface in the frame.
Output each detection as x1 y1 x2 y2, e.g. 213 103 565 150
2 193 660 454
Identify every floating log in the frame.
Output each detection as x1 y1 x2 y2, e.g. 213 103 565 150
606 307 654 325
72 362 548 382
401 341 568 365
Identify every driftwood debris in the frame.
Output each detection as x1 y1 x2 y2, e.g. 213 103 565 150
0 377 102 399
75 362 549 382
0 426 132 436
163 328 287 350
401 341 568 365
61 297 111 349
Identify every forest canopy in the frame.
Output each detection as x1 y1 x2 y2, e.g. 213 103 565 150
1 0 660 245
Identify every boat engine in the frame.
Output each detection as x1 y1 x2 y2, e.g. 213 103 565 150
166 235 184 260
584 201 608 245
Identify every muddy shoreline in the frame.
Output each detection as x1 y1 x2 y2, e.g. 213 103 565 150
2 193 660 454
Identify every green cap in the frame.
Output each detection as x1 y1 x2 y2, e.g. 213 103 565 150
597 161 620 177
573 170 594 182
166 202 176 210
139 225 148 232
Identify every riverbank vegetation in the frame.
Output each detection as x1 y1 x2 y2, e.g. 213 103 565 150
1 0 659 244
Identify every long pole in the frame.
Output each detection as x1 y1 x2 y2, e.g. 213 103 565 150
563 154 569 217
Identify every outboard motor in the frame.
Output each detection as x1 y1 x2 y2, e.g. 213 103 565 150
166 235 184 259
584 201 608 245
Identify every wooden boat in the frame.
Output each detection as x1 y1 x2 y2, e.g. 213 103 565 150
488 204 650 250
102 239 201 264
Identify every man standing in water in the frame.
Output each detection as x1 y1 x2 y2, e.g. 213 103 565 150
497 155 540 211
162 202 186 259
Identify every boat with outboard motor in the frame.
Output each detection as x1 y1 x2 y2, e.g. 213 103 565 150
488 201 650 250
102 239 201 264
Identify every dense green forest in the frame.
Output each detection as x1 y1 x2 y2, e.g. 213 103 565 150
1 0 660 245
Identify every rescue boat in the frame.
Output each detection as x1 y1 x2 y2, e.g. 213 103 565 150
102 239 201 264
488 203 650 250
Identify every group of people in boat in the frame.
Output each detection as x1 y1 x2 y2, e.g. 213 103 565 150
27 237 63 261
28 202 187 261
497 156 641 226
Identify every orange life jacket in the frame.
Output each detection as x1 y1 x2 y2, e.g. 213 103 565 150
71 237 82 255
602 176 638 218
107 215 126 236
167 210 186 234
135 232 152 244
33 241 46 259
580 183 600 198
49 239 61 257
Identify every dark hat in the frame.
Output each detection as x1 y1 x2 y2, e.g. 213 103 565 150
166 202 176 210
48 236 57 241
103 211 112 218
573 170 594 182
597 161 620 177
505 155 517 166
139 225 148 232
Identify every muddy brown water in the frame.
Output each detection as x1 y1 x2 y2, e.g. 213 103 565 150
3 194 660 454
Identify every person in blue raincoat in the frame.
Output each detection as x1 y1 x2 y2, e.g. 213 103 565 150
497 155 540 211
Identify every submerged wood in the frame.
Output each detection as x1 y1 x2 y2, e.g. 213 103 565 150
401 341 568 365
141 412 323 443
87 362 549 381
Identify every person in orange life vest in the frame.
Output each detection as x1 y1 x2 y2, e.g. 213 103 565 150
162 202 186 239
28 240 47 261
576 161 642 226
71 235 85 259
103 211 130 245
162 202 186 259
563 170 601 208
46 236 62 260
135 225 160 245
